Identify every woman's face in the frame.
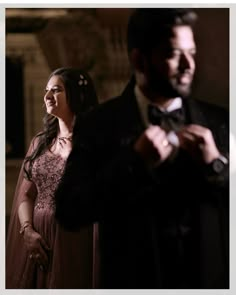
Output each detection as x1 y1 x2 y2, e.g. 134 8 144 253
44 75 73 119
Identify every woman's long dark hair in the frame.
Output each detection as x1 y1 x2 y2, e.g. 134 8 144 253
23 67 98 180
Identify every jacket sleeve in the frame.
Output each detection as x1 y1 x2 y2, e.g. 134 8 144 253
55 117 155 230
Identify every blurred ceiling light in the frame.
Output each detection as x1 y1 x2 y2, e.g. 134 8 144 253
6 9 68 18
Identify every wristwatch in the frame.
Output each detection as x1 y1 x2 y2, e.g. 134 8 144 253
207 154 228 175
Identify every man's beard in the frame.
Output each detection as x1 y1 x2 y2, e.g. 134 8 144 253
148 68 193 99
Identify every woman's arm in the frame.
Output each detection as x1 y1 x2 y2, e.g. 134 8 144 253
17 178 50 270
18 178 37 231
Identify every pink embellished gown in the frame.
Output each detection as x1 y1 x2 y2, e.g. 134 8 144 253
6 149 93 288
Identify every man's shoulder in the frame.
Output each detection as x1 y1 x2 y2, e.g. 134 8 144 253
193 98 228 114
90 77 136 120
189 98 228 123
87 94 126 121
99 94 125 111
74 94 128 137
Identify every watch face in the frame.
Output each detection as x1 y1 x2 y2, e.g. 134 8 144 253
212 158 225 173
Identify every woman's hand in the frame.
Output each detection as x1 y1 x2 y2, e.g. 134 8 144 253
23 226 50 271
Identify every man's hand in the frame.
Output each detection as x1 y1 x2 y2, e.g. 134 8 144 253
178 124 220 164
134 125 174 166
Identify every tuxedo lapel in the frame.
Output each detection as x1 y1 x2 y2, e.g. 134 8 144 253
183 98 208 126
114 79 146 147
183 98 229 152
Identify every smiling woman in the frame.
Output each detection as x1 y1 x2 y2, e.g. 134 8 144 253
44 76 73 125
6 67 99 289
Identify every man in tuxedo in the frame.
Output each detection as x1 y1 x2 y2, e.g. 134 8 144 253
55 8 229 288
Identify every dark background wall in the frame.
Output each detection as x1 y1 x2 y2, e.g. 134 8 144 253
193 8 229 108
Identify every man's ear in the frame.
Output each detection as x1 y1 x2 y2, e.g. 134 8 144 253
129 48 146 72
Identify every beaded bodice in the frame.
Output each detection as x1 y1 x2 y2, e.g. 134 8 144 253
31 151 66 212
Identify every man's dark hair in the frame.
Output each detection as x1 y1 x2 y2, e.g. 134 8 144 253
127 8 197 55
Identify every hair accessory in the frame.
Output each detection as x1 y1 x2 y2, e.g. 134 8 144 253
78 74 88 86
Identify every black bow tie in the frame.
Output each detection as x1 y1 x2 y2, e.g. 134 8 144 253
148 105 185 131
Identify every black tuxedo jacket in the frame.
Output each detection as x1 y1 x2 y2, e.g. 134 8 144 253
55 79 229 289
